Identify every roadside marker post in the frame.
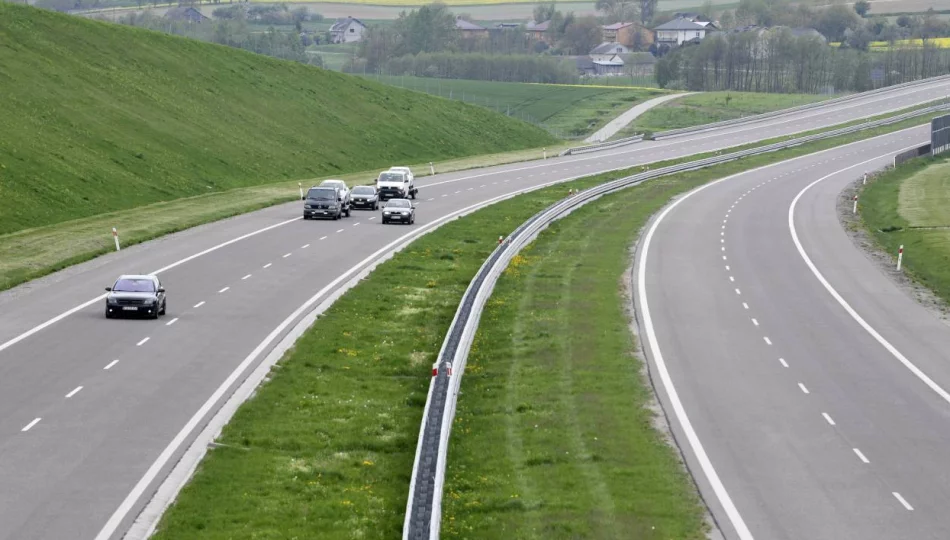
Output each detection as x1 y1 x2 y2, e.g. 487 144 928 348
863 173 868 185
298 182 303 200
112 228 121 251
429 162 435 175
853 195 858 215
543 148 547 159
498 235 504 245
897 245 904 271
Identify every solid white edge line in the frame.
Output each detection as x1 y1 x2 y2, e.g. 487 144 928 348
638 180 755 540
788 148 950 408
66 386 83 399
21 418 41 432
893 492 914 510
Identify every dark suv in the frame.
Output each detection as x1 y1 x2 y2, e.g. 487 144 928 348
303 186 349 220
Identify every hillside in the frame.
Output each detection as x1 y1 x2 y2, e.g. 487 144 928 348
0 3 554 235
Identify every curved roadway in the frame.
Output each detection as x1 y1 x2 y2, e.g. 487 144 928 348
638 125 950 539
0 79 948 539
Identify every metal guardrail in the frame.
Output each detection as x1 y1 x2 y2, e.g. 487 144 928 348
651 73 950 140
559 135 643 156
402 101 950 540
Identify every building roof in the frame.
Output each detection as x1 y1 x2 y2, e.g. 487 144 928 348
526 20 550 31
495 22 521 29
590 42 628 55
330 16 365 32
164 6 208 20
575 56 595 71
621 52 657 64
603 21 635 30
455 17 486 31
654 18 707 31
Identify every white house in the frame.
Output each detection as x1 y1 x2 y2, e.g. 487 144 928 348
589 42 630 75
330 17 366 43
653 17 714 46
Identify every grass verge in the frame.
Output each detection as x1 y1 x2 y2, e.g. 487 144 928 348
616 90 836 137
860 155 950 304
151 108 933 539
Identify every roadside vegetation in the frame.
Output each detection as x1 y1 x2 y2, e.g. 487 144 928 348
0 3 552 237
150 112 937 539
617 91 833 137
860 156 950 304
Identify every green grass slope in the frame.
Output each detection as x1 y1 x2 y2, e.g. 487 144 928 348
0 3 554 235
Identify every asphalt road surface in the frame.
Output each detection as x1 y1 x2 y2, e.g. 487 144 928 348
638 125 950 540
1 79 948 539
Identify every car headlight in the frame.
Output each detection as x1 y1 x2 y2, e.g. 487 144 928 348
107 297 118 305
305 205 313 209
145 298 157 305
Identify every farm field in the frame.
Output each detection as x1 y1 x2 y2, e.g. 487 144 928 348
357 75 668 138
615 90 835 137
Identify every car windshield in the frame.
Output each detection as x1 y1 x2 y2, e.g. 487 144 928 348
307 188 336 200
352 186 375 195
387 200 411 208
113 278 155 292
378 172 404 182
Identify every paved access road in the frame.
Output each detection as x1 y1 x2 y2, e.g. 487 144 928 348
0 79 948 539
638 125 950 539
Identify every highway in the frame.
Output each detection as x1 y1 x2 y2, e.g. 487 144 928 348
0 79 948 539
637 125 950 539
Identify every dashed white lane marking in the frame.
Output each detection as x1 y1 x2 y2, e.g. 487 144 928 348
104 360 119 370
721 247 726 252
442 194 448 198
722 256 727 260
480 185 486 188
263 263 273 268
764 336 772 345
893 492 914 511
455 190 462 194
21 418 41 432
166 318 179 327
853 448 870 463
335 230 344 234
735 288 741 295
369 217 376 221
729 276 735 282
353 223 361 227
193 301 205 308
721 238 725 243
798 382 809 394
467 187 474 191
822 412 835 425
241 274 252 280
742 302 749 310
136 337 150 347
752 318 759 326
725 265 730 270
283 252 292 258
218 287 230 293
301 244 310 249
779 358 789 368
65 386 83 399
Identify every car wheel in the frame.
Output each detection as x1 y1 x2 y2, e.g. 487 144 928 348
160 302 166 316
345 207 351 217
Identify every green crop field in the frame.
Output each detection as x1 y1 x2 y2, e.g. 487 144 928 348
0 3 553 237
616 91 837 137
360 75 669 138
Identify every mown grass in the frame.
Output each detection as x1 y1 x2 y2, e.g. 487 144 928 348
616 90 835 137
360 74 669 137
0 3 552 236
152 114 932 539
861 156 950 304
440 173 709 539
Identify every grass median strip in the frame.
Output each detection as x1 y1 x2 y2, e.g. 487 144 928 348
153 114 930 538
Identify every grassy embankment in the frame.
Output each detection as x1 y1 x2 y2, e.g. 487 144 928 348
358 75 668 137
0 3 554 291
860 156 950 304
152 110 938 539
615 90 835 138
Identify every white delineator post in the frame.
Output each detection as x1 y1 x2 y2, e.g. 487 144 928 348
498 235 504 245
298 182 303 200
112 227 121 251
853 195 858 214
429 162 435 175
863 173 868 185
543 148 547 159
897 245 904 271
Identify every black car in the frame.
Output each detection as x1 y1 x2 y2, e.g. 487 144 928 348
381 198 416 224
105 274 166 319
350 185 379 210
303 186 348 220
